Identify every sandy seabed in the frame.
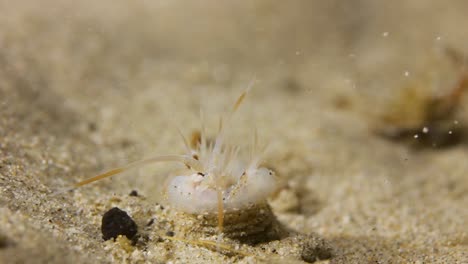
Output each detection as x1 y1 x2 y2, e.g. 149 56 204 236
0 1 467 263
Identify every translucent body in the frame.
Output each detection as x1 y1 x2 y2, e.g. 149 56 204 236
167 167 277 214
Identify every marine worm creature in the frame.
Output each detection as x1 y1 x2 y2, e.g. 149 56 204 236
70 82 280 241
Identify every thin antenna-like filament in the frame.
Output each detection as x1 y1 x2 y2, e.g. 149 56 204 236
232 78 255 113
249 127 258 163
74 155 199 188
232 91 247 112
74 167 126 187
199 108 207 152
176 127 192 154
216 189 225 234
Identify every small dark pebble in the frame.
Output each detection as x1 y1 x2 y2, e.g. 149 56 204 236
101 207 138 241
165 231 175 237
129 190 138 197
146 218 155 227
